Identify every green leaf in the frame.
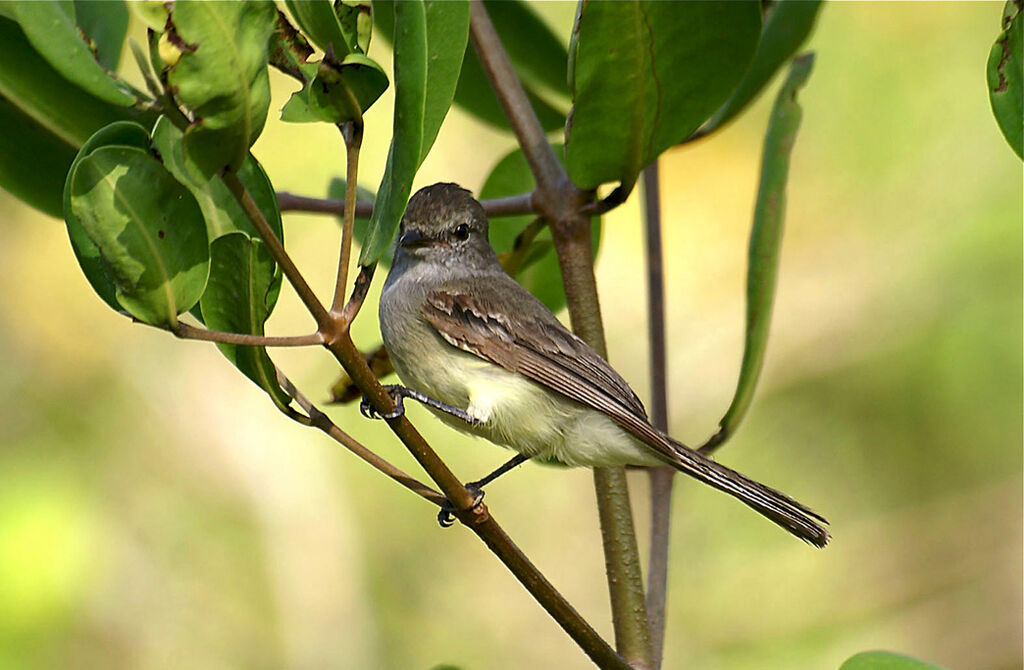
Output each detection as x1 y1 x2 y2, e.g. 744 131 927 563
68 145 210 327
715 54 814 442
7 0 137 106
129 1 168 32
167 0 276 178
281 53 388 123
701 0 823 136
840 651 947 670
200 232 291 409
151 116 285 253
479 144 601 314
565 0 762 191
988 0 1023 159
284 0 352 57
359 0 469 265
0 17 150 216
63 121 153 313
73 0 129 71
373 0 566 133
338 1 373 55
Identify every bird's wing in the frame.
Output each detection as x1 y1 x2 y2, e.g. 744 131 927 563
421 281 681 458
422 280 830 547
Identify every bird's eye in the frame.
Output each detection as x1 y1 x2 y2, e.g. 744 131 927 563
453 223 470 240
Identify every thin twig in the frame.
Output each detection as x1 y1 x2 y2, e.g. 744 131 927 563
277 371 446 505
222 172 332 328
276 190 536 219
172 323 324 347
641 161 674 670
277 192 375 217
332 120 364 313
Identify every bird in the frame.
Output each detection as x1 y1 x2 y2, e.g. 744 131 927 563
371 182 829 547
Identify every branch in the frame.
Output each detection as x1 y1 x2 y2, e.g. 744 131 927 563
221 172 332 328
172 323 324 347
221 37 625 665
276 371 446 506
641 161 674 670
468 0 563 196
468 2 652 665
276 190 536 219
332 120 364 313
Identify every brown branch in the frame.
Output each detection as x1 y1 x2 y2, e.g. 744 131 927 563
276 190 536 219
277 191 375 217
276 371 446 506
172 323 324 347
332 121 364 313
470 1 652 665
222 172 332 328
469 0 563 197
641 161 674 670
222 41 625 663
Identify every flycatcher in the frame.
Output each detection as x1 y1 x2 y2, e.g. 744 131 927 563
374 183 828 547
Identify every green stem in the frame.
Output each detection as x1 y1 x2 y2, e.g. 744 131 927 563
641 161 673 669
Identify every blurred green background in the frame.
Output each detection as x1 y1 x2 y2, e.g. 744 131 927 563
0 3 1020 669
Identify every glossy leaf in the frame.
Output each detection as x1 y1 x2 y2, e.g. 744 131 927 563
0 17 148 216
7 0 137 105
281 53 388 123
566 1 761 191
284 0 352 56
373 0 566 133
62 121 153 313
840 651 946 670
151 115 285 254
701 0 823 136
479 145 601 314
359 0 469 264
167 0 276 178
988 0 1023 159
715 54 815 443
68 145 210 327
73 0 129 70
200 232 291 409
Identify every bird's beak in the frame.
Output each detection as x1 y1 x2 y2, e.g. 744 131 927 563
399 228 428 248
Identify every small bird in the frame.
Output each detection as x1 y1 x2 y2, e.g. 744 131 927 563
373 183 828 547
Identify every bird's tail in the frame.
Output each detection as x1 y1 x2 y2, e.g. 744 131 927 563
665 437 830 547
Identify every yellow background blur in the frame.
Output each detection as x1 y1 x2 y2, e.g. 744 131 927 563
0 3 1020 669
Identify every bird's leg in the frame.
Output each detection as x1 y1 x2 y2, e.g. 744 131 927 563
360 385 481 425
467 453 530 490
437 454 530 528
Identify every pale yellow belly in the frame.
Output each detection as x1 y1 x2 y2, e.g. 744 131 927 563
391 344 662 468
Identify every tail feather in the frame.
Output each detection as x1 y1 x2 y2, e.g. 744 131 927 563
665 437 830 547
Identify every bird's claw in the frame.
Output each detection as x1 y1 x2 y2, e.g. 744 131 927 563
437 484 485 528
359 385 406 420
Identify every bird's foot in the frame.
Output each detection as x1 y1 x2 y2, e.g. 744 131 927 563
359 384 407 420
437 484 485 528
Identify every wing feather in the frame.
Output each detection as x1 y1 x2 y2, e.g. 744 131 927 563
421 280 829 546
